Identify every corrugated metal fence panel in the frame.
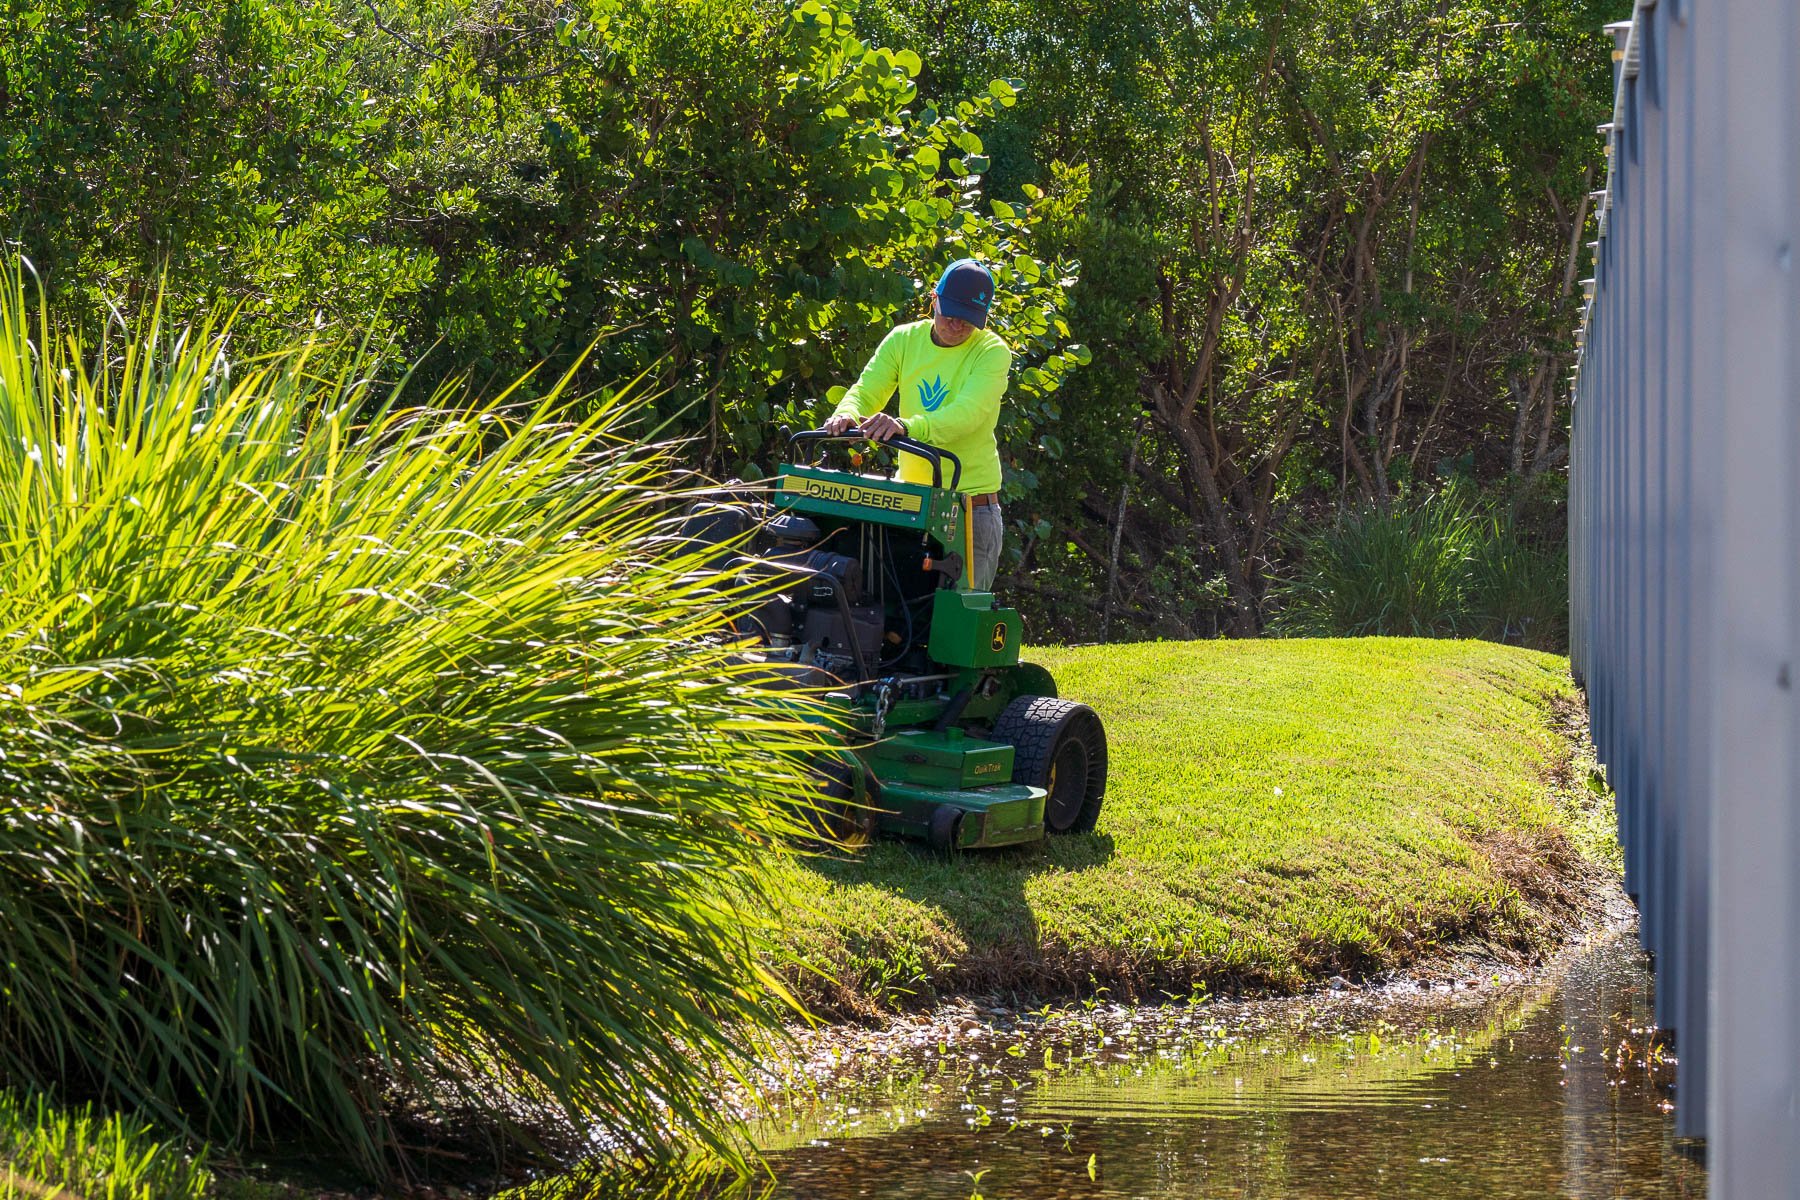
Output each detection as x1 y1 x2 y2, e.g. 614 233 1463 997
1569 0 1799 1187
1707 0 1799 1192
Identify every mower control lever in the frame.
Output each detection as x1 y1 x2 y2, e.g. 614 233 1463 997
787 427 963 492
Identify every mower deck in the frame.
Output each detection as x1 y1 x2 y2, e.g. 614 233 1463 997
862 728 1048 848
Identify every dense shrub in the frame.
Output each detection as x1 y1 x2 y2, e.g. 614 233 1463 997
0 266 829 1180
1269 487 1568 650
1468 505 1571 650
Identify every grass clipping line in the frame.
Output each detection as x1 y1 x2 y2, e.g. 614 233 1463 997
0 263 834 1183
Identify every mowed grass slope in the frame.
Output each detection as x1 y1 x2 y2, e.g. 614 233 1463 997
777 638 1601 1013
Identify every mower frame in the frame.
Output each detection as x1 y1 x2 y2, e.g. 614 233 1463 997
726 428 1105 850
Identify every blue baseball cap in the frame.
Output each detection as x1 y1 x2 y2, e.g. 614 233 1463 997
934 259 995 328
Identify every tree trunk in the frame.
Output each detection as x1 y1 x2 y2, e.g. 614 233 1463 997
1149 382 1259 635
1100 419 1145 644
1508 373 1530 476
1528 168 1595 475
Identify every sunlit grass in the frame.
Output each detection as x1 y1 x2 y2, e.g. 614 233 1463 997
0 1091 207 1200
0 262 831 1182
778 638 1596 1011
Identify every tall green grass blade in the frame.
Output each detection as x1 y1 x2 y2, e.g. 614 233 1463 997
1270 485 1567 650
0 261 830 1181
0 1090 207 1200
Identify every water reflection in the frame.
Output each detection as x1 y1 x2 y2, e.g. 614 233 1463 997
748 929 1704 1199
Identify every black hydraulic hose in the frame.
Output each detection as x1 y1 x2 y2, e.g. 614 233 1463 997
933 686 974 732
879 526 917 666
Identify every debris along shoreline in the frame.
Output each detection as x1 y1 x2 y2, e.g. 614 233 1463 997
768 639 1616 1021
730 884 1711 1200
752 865 1634 1118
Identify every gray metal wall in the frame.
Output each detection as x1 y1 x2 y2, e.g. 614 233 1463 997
1571 0 1798 1191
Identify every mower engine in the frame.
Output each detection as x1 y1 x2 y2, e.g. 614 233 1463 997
737 513 885 683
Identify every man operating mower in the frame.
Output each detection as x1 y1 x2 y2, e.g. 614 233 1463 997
823 258 1012 591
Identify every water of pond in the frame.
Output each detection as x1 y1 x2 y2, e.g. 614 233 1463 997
741 926 1705 1199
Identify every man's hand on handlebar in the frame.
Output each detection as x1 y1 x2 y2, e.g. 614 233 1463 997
859 413 907 443
798 416 959 489
822 412 906 443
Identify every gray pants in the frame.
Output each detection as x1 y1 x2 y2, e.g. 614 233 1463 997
971 502 1003 592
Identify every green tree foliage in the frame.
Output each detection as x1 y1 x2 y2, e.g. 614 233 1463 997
0 1 435 350
861 0 1620 640
2 0 1615 645
0 267 834 1181
0 0 1084 477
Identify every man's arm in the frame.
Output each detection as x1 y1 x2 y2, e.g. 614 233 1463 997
902 340 1011 447
829 328 904 428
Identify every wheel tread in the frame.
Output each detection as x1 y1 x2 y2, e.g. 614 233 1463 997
991 695 1106 834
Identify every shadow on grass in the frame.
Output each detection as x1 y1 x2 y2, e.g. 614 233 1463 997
796 831 1117 1007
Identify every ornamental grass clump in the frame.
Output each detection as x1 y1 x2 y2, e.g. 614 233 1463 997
0 1091 208 1200
1269 489 1483 638
0 265 828 1181
1269 486 1569 650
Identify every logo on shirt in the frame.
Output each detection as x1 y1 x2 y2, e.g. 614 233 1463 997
918 375 948 412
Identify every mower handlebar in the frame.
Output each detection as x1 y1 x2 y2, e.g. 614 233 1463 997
786 427 963 492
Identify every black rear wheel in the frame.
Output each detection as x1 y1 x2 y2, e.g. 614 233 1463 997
990 696 1107 834
802 754 876 845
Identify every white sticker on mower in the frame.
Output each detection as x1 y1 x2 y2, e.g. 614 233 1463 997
783 475 924 514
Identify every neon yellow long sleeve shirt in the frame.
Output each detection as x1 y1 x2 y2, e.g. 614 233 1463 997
831 320 1012 495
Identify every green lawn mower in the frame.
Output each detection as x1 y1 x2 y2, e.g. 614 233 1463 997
687 428 1107 850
